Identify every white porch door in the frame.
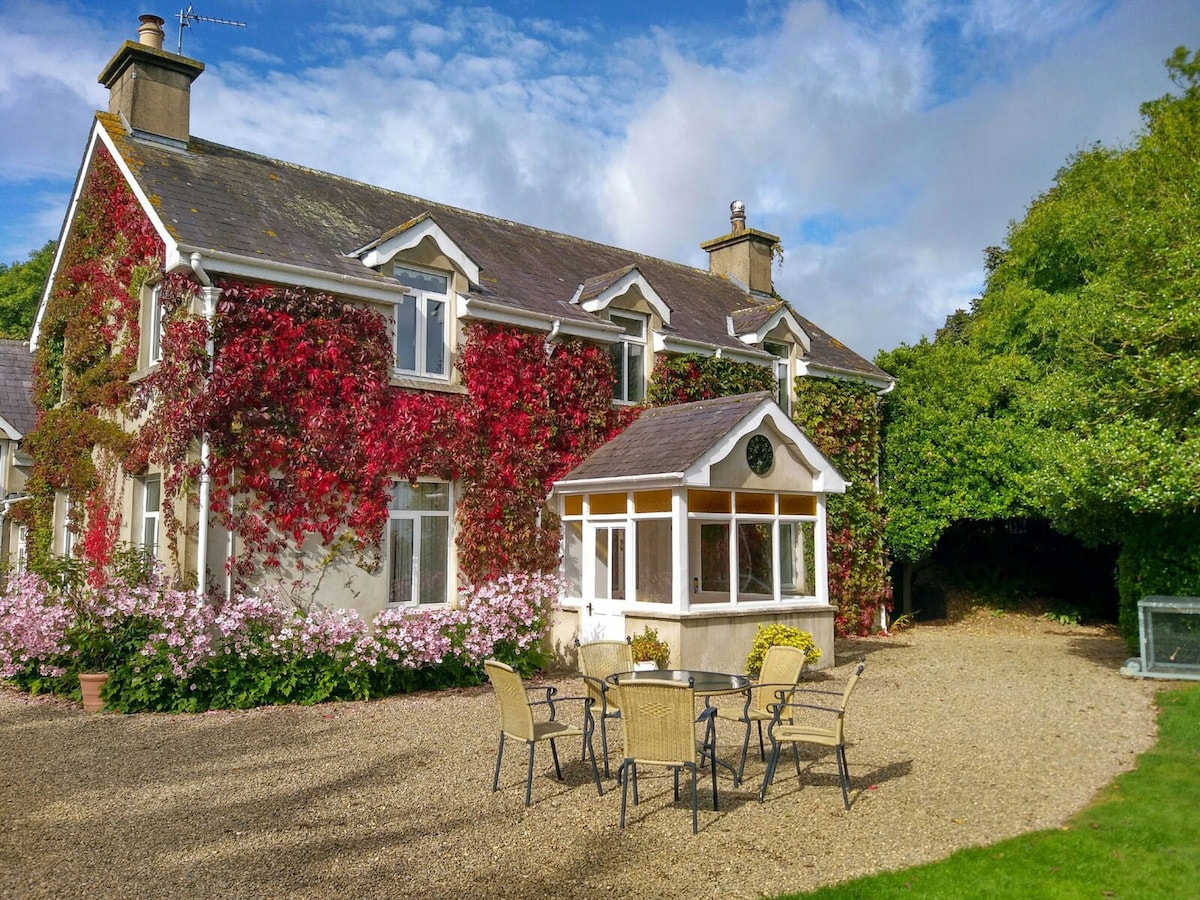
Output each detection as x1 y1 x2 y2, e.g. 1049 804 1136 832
580 525 626 640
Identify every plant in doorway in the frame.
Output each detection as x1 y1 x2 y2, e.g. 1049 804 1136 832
629 626 670 670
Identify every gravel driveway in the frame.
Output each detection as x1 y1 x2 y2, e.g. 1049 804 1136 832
0 615 1159 899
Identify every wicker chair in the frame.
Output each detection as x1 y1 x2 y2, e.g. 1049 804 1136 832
711 643 809 784
484 659 603 807
758 656 866 810
576 638 634 777
616 680 719 834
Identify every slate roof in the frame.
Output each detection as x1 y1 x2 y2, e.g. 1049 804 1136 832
99 114 890 383
558 392 773 483
0 340 35 436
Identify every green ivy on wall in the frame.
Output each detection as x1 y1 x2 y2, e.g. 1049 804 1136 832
646 354 775 406
792 378 892 636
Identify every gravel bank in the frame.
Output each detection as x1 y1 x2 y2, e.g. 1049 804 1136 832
0 616 1159 899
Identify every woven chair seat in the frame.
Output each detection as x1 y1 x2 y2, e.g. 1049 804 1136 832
530 720 584 742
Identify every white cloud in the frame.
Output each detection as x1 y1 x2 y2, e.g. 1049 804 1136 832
4 0 1199 360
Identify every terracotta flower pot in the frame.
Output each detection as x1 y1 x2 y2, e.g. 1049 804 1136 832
79 672 110 713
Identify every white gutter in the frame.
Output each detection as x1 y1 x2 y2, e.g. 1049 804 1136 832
459 295 623 343
166 245 408 305
797 359 893 392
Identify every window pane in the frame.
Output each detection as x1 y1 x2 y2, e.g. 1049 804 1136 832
737 522 774 596
627 341 644 402
148 287 164 363
781 521 816 596
142 518 158 556
636 519 672 603
395 296 417 370
563 520 583 596
418 517 448 605
392 481 449 511
389 519 414 604
611 313 645 339
595 527 625 600
395 266 447 294
425 298 446 375
610 342 626 400
144 477 160 511
699 523 730 592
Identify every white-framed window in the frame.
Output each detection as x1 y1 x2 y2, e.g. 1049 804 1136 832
609 311 647 403
763 340 792 415
140 475 161 559
393 265 449 378
147 284 165 366
388 480 451 606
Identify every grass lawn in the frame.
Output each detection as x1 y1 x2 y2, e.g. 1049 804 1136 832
789 682 1200 899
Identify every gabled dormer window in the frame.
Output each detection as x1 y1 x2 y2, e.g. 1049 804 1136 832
609 312 647 403
394 265 448 378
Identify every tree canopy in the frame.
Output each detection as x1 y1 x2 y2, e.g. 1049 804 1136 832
878 48 1200 640
0 240 54 340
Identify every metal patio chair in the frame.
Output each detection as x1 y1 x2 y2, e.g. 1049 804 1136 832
576 637 634 777
484 659 603 807
616 679 719 834
711 643 809 783
758 656 866 810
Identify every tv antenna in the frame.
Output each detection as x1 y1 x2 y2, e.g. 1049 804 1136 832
176 5 246 55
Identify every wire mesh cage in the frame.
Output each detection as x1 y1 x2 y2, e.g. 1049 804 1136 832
1121 596 1200 681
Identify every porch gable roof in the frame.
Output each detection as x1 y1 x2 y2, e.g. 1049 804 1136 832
554 391 847 493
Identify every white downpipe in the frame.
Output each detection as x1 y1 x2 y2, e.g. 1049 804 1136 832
189 254 219 598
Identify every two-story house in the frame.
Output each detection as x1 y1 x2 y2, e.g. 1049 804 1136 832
29 15 891 670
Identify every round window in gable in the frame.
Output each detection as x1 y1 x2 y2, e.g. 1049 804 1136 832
746 434 774 476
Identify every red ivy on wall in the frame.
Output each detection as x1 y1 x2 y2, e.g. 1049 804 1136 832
132 285 630 588
21 144 161 573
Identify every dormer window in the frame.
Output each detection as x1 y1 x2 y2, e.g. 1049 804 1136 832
763 340 792 415
394 265 448 378
610 312 647 403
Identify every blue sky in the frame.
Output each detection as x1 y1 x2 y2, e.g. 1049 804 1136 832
1 0 1196 358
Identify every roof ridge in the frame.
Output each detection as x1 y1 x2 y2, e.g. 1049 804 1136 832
132 124 737 287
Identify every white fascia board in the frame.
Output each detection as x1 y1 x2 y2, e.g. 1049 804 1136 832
355 216 480 284
551 472 685 495
168 246 409 305
681 399 848 493
736 306 811 353
580 268 672 326
34 122 177 347
797 359 893 392
459 296 623 342
0 417 20 441
655 333 774 366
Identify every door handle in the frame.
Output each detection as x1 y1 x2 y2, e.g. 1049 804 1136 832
587 602 593 615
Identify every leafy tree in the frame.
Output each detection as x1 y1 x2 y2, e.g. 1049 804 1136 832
0 241 54 339
879 47 1200 644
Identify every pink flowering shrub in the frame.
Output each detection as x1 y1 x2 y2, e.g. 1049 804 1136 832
0 573 74 683
0 564 561 711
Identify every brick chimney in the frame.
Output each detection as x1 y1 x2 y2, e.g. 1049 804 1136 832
701 201 780 296
98 14 205 146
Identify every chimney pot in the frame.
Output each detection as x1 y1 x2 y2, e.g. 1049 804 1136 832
730 200 746 234
138 14 166 50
